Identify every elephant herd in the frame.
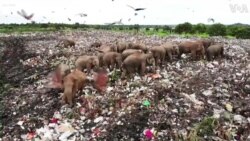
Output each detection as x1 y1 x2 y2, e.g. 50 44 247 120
72 38 223 78
55 38 224 106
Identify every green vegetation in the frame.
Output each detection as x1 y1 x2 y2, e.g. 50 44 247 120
188 117 219 141
207 23 227 36
174 22 193 34
0 22 249 39
193 23 207 34
110 69 121 84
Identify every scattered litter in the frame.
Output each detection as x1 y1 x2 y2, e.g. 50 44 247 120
2 31 250 140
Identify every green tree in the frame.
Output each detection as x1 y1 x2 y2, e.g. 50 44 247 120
118 26 124 30
145 27 150 31
134 24 140 33
154 26 160 32
193 23 207 33
162 25 172 32
40 23 49 28
235 27 250 39
174 22 193 34
54 24 62 30
207 23 226 36
72 22 80 29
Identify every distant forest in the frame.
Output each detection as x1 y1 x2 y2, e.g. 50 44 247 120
0 22 250 39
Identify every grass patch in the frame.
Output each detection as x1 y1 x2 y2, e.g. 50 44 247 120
110 69 121 83
225 35 236 39
188 117 219 141
118 29 210 38
142 29 171 37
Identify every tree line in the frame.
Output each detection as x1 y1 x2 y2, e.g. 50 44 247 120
0 22 249 39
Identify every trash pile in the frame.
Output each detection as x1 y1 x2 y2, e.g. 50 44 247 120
1 30 250 140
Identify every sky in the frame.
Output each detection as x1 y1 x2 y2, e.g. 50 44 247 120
0 0 249 25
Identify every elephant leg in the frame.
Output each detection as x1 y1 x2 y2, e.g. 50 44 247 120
110 59 115 70
156 56 161 66
128 67 134 78
78 81 84 94
167 51 172 62
161 54 165 66
220 48 224 58
86 63 91 73
62 94 67 105
191 50 197 60
67 90 74 108
140 62 146 76
103 61 109 71
121 68 127 79
207 52 212 61
178 51 182 59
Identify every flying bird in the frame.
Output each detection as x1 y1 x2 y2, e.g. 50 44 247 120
127 5 146 11
116 19 123 24
68 18 71 21
207 18 215 23
17 9 34 20
76 13 87 17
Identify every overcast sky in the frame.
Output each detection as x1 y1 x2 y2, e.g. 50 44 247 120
0 0 249 25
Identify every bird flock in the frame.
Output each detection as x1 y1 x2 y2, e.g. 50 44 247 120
12 2 146 24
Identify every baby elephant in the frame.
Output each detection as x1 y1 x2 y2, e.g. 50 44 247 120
62 69 87 107
162 42 180 61
56 39 76 48
121 52 155 78
178 41 205 60
206 44 224 61
75 55 99 73
102 52 122 70
121 49 143 60
150 46 166 66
